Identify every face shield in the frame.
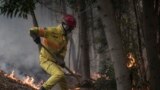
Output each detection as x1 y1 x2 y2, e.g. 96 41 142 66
62 22 73 34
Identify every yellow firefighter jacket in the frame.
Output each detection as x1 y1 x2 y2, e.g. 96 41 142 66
30 25 68 63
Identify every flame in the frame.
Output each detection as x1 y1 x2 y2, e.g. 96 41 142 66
4 70 41 90
5 70 19 82
127 53 136 68
91 72 102 80
23 76 41 89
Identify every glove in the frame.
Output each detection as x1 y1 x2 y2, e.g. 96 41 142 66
30 33 41 44
33 37 41 44
29 27 41 44
57 59 65 68
56 56 65 68
29 27 38 37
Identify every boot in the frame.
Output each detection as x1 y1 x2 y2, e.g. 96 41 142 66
39 86 46 90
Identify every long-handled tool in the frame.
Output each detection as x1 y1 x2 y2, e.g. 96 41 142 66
29 8 85 88
39 42 95 88
32 34 95 89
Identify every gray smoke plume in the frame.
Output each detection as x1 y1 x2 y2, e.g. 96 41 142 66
0 2 79 89
0 5 56 81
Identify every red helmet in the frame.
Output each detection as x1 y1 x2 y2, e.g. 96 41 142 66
63 14 76 29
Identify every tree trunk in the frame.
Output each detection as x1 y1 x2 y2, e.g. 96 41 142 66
133 0 147 85
142 0 160 90
97 0 132 90
78 0 91 89
157 0 160 59
88 5 98 72
69 37 78 70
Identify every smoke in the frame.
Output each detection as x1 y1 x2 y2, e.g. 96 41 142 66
0 5 55 81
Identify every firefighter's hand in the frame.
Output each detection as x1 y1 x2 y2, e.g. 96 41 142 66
56 57 65 68
59 62 65 68
29 32 40 44
29 27 38 37
29 27 40 44
58 60 65 68
29 31 35 38
33 37 41 44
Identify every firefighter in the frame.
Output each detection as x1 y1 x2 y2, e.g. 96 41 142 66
29 14 76 90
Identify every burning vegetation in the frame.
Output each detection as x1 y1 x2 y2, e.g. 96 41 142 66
0 70 41 90
0 53 137 90
127 52 137 68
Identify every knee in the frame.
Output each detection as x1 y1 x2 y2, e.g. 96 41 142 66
54 71 65 79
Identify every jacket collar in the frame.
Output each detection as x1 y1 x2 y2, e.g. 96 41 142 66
56 24 66 35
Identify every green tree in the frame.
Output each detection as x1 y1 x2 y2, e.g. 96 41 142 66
0 0 40 49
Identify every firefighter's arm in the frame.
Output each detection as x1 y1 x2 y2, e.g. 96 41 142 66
29 27 46 37
29 27 56 38
56 46 67 68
